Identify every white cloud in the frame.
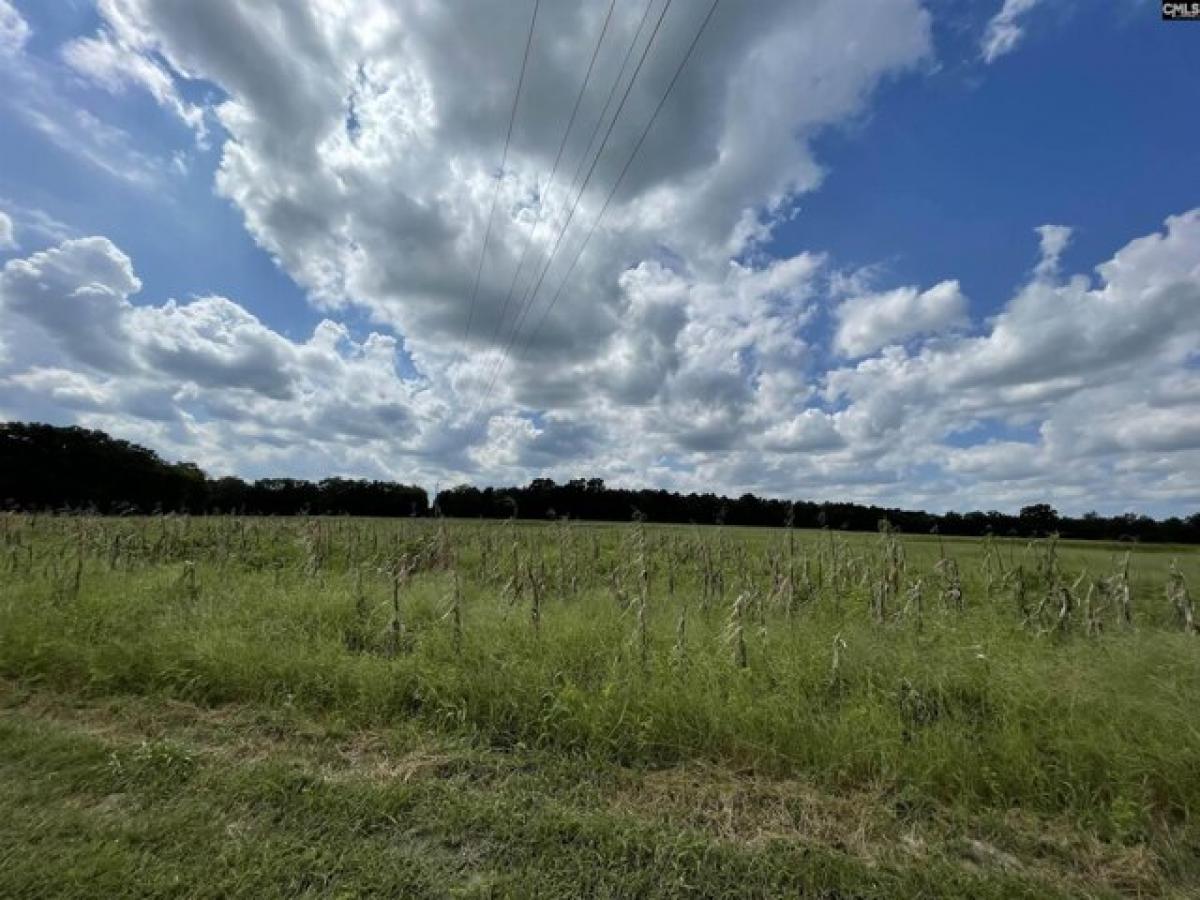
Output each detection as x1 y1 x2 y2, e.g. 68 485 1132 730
0 235 444 479
78 0 931 377
0 210 15 250
0 0 28 57
945 441 1046 482
820 211 1200 512
0 237 141 372
50 0 934 486
62 25 207 141
762 409 845 453
981 0 1043 64
0 200 74 244
1034 223 1071 277
834 279 968 358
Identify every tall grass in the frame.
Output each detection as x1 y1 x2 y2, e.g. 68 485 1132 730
1 513 1199 844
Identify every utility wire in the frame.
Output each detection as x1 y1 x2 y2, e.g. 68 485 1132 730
561 0 658 227
524 0 722 349
475 0 720 428
498 0 669 365
490 0 655 359
473 0 675 419
461 0 540 349
485 0 620 353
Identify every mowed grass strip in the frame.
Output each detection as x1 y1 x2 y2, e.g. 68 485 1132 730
2 681 1190 900
0 682 1121 899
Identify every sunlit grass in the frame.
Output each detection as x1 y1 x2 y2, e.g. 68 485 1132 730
1 513 1197 897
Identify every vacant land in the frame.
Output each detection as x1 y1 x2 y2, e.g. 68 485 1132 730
1 514 1198 898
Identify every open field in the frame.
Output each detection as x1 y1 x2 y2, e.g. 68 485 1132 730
1 514 1199 898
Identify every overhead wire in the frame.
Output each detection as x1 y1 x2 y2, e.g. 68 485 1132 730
496 0 671 366
472 0 722 431
471 0 677 422
488 0 656 362
484 0 621 354
560 0 659 230
524 0 722 349
461 0 541 350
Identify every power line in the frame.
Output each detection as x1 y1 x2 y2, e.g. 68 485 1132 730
475 0 721 431
464 0 660 433
561 0 659 225
489 0 655 359
461 0 540 350
485 0 620 354
525 0 722 349
474 0 675 418
499 0 670 363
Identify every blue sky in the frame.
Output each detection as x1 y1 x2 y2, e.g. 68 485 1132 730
1 0 1198 516
788 0 1200 316
2 1 318 339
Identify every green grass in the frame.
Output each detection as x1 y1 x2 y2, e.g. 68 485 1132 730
0 514 1198 897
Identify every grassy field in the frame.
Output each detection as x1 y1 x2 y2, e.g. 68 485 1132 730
1 513 1198 898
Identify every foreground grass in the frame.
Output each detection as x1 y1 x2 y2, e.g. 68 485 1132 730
1 515 1198 896
0 680 1167 898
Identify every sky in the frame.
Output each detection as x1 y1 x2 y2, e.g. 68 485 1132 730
0 0 1198 518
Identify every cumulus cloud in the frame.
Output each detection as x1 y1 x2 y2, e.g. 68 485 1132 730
833 279 968 358
0 210 15 250
945 441 1047 482
0 0 28 56
30 0 941 489
981 0 1043 64
762 409 845 453
8 210 1199 519
1 237 142 372
74 0 931 379
1034 223 1071 277
821 211 1200 511
0 235 441 479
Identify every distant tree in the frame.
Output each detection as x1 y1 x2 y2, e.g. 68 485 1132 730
209 476 249 513
1019 504 1059 536
0 422 202 513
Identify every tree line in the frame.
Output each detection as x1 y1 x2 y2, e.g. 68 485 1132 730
3 422 1197 542
0 423 427 518
434 480 1200 543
